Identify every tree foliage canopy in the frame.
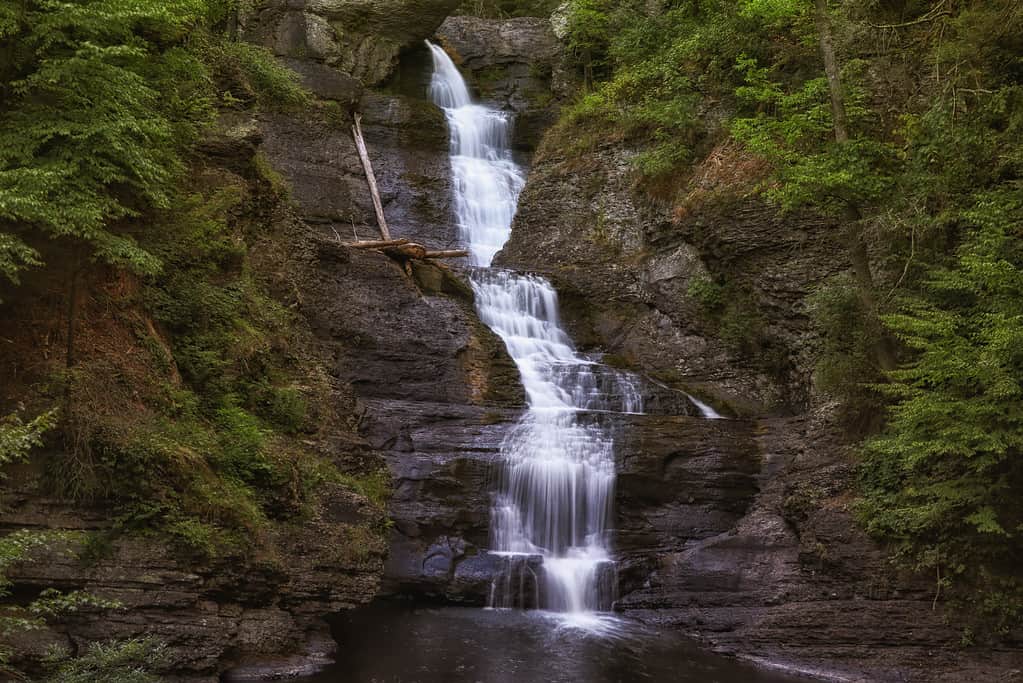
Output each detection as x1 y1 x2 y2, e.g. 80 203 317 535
0 0 218 281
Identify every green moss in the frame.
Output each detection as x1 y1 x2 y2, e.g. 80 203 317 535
336 469 391 509
687 275 767 358
252 151 289 196
198 36 310 111
335 523 387 566
164 518 220 559
479 411 504 425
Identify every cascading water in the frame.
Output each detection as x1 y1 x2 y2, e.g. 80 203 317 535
427 42 642 619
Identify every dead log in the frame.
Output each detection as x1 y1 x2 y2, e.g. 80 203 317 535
344 239 469 262
345 238 410 249
352 113 391 240
382 243 428 260
424 250 470 259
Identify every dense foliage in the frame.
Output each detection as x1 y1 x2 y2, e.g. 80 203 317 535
41 638 167 683
558 0 1023 632
0 0 213 280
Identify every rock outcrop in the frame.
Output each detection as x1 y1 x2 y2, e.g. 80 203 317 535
496 141 833 414
3 472 383 682
243 0 462 85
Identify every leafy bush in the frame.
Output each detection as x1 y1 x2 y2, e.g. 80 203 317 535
860 188 1023 633
42 638 168 683
0 409 57 467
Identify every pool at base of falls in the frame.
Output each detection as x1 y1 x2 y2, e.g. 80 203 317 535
287 602 807 683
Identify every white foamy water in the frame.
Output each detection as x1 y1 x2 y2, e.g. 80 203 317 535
687 393 725 420
428 42 641 618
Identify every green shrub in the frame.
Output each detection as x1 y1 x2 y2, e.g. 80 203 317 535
336 469 391 509
212 404 273 485
859 188 1023 634
42 638 168 683
165 518 219 558
687 275 725 312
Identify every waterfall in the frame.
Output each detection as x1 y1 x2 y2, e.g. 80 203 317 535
427 42 642 618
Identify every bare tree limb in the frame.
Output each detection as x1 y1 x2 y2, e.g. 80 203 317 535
352 113 391 240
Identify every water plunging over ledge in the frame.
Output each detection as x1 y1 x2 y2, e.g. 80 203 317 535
426 42 642 620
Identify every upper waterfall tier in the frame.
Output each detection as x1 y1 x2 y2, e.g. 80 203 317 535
427 42 525 267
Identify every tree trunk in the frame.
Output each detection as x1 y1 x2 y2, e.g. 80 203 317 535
813 0 849 143
64 258 79 373
843 204 898 371
814 0 896 371
61 249 81 426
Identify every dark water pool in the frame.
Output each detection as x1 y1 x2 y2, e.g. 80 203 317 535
298 603 803 683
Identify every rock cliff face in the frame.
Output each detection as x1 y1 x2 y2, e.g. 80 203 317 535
252 14 545 606
499 107 1019 680
244 0 462 85
3 470 383 681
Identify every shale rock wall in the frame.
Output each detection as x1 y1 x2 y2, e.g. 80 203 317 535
499 111 1020 680
251 14 548 606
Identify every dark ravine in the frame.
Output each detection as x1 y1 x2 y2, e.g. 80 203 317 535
3 4 1020 682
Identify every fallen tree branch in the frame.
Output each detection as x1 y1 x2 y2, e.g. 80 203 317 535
382 243 428 260
352 113 391 240
345 238 410 249
344 240 468 262
424 249 470 259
